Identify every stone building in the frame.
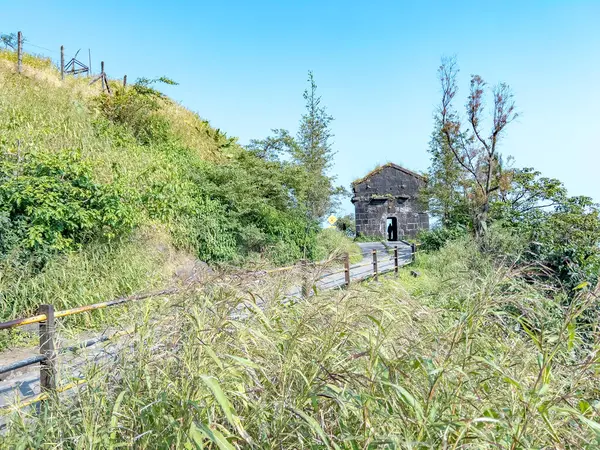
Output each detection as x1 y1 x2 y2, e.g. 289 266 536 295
351 163 429 240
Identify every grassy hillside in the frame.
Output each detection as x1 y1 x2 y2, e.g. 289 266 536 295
0 51 353 322
2 236 598 448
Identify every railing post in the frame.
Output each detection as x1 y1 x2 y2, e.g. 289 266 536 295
301 259 310 298
372 249 378 281
60 45 64 80
394 246 399 276
17 31 23 74
344 252 350 287
38 304 57 392
101 61 105 92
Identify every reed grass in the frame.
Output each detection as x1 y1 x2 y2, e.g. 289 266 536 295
2 238 598 448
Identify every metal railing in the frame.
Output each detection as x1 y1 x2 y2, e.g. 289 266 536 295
0 244 415 412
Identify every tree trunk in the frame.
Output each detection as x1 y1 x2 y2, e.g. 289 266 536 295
475 201 489 238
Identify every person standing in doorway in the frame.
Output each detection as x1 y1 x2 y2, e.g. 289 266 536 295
387 222 393 240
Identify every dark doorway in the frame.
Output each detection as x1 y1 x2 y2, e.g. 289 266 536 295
386 217 398 241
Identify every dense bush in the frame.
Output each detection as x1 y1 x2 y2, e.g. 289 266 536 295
334 213 356 237
90 75 322 266
417 224 466 251
0 149 134 266
94 77 177 145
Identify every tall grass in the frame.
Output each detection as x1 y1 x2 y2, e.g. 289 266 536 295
2 238 598 448
0 227 183 351
314 228 362 263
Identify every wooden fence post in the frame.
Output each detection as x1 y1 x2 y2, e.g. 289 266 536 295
38 304 57 392
372 249 378 281
394 246 399 276
101 61 105 92
301 260 310 298
60 46 64 80
123 74 127 87
17 31 23 74
411 243 416 262
344 252 350 287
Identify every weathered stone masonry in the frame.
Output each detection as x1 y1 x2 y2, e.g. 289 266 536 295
351 163 429 239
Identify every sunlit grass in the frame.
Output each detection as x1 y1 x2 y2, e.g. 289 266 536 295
2 239 599 448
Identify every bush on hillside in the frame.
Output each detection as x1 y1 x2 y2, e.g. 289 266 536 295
90 77 322 265
0 149 134 267
94 78 177 145
0 54 328 274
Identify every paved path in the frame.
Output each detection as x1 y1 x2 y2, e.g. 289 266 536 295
285 241 412 297
0 241 412 422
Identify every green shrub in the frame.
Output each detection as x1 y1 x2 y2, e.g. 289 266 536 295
417 224 467 251
0 149 135 265
334 213 356 237
94 79 176 146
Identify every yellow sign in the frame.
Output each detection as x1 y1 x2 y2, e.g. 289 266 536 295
327 215 337 226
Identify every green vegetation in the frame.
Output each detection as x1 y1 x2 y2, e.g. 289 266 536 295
0 51 346 321
247 71 345 222
1 45 599 449
334 213 356 237
3 235 599 448
314 228 362 263
423 57 600 291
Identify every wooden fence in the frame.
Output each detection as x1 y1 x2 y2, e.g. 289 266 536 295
12 30 124 95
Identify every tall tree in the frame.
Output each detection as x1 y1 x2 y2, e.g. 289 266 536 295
293 71 343 221
425 118 470 226
437 57 517 236
246 129 298 162
248 71 344 222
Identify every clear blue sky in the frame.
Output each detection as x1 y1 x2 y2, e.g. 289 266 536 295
2 1 599 215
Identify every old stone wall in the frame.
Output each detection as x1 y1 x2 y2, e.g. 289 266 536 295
352 165 429 239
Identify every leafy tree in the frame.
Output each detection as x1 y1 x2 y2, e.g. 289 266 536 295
427 60 599 291
536 196 600 289
335 214 356 237
246 129 298 161
292 72 345 219
424 119 471 227
292 71 339 220
437 57 517 236
246 71 345 223
491 167 567 223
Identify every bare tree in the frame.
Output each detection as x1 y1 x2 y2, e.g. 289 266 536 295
438 57 517 236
